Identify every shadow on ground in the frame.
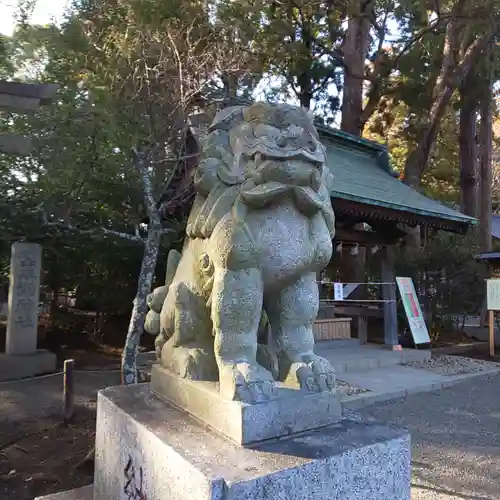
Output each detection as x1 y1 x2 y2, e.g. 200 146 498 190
0 371 120 499
359 373 500 500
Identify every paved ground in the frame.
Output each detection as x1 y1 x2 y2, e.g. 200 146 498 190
316 343 500 410
2 363 500 499
357 372 500 500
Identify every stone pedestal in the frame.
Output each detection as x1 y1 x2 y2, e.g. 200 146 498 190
35 486 92 500
1 243 56 380
6 242 42 355
101 384 410 500
151 364 342 444
0 350 57 381
37 381 411 500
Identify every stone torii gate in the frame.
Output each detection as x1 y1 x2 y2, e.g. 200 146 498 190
0 80 58 155
0 80 58 381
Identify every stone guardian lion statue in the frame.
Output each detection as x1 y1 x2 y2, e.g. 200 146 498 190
145 102 337 404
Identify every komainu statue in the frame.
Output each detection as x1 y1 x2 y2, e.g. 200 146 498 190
145 102 337 404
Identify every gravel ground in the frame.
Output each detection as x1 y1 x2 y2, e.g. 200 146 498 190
336 379 370 396
357 372 500 499
0 370 120 428
0 371 120 499
404 354 500 376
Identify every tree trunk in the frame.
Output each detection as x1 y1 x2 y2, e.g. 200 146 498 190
459 79 479 217
403 16 498 188
341 1 373 135
121 216 162 385
296 12 313 109
339 3 373 313
478 49 493 328
479 67 493 252
297 75 313 109
403 87 454 188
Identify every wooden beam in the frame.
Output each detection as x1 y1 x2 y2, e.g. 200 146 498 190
0 81 58 102
0 133 32 155
369 221 407 240
333 198 471 234
335 214 363 229
335 228 400 245
334 305 383 318
0 93 41 112
381 245 399 347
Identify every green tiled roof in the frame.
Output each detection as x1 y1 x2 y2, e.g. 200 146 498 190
191 92 475 232
319 127 476 230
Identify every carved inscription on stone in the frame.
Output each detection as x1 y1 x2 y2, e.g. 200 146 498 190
6 243 42 355
123 455 147 500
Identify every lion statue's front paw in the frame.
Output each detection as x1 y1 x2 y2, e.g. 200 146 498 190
219 362 278 404
160 341 219 381
281 354 336 393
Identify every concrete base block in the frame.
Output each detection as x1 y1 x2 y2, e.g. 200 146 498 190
88 384 410 500
35 485 92 500
150 364 342 445
0 349 56 381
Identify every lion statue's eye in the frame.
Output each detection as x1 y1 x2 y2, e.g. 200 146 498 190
254 124 280 140
286 125 303 138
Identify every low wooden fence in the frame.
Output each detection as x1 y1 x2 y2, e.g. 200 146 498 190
313 317 352 341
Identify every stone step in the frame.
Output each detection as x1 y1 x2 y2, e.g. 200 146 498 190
138 343 431 382
315 342 431 374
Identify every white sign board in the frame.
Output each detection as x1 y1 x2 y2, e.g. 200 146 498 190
487 279 500 311
333 283 344 301
396 277 431 345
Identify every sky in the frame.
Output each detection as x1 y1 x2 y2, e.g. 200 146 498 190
0 0 68 36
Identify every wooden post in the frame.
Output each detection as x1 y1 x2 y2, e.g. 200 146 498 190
63 359 75 423
489 310 495 357
357 316 368 344
381 245 399 348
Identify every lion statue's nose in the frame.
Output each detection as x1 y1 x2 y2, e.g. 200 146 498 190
276 126 316 152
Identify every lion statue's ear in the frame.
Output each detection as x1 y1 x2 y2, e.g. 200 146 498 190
210 106 245 132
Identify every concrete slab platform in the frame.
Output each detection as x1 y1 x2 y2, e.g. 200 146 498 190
340 365 500 410
315 342 430 374
0 349 56 381
339 366 447 393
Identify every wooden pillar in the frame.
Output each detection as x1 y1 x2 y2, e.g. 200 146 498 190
381 245 398 347
357 316 368 344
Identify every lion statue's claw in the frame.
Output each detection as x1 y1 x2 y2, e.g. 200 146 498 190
283 355 336 393
219 362 278 404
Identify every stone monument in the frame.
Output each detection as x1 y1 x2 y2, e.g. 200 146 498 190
1 242 56 381
36 102 410 500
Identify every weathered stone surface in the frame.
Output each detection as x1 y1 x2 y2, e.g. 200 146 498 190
93 384 410 500
0 350 56 381
144 102 338 404
34 485 92 500
150 364 341 444
6 242 42 355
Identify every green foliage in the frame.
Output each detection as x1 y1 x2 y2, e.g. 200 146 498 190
2 0 500 349
365 99 462 203
394 232 486 335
